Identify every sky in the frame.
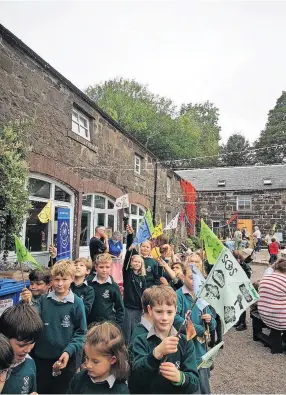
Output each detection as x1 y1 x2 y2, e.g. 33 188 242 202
1 0 286 143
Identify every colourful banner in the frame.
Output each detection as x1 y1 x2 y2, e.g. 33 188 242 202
38 200 52 223
132 218 151 246
152 221 163 239
14 235 43 272
56 208 71 260
200 219 224 264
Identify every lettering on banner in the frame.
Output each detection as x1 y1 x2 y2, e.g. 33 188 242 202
0 298 13 316
221 252 238 276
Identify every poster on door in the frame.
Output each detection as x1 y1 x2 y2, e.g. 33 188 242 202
56 208 71 261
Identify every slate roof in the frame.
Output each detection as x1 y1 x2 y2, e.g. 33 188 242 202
177 165 286 191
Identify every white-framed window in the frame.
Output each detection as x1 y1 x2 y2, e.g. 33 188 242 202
80 194 117 247
134 155 141 174
237 196 252 211
167 177 171 198
212 221 220 236
24 174 74 253
72 107 90 141
129 204 145 233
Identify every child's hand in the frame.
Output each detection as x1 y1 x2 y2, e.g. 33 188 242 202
201 313 212 323
158 258 166 267
159 362 181 383
160 277 168 286
154 336 179 359
57 352 70 369
126 225 134 234
21 288 32 303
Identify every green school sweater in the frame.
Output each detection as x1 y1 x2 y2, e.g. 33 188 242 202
2 356 37 394
71 281 95 317
88 276 125 328
174 288 216 364
67 370 129 394
130 330 199 394
143 257 161 288
33 293 87 360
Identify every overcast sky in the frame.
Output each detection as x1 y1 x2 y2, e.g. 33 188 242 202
1 1 285 143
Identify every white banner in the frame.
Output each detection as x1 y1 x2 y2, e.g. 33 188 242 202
164 213 179 230
114 194 129 210
199 341 224 369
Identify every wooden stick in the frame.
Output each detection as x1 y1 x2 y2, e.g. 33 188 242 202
19 261 26 289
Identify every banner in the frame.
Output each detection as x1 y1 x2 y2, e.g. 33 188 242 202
200 219 224 264
132 218 151 247
198 341 224 369
152 221 163 239
145 210 154 234
190 264 209 311
38 200 52 223
198 247 259 334
57 208 71 260
114 194 129 210
14 235 43 272
164 213 179 230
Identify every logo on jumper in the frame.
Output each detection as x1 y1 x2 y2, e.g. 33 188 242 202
21 376 30 394
61 315 71 327
175 361 180 369
102 290 110 299
146 266 151 272
139 281 142 288
80 295 84 300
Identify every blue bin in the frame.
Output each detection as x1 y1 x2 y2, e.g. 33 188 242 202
0 279 30 315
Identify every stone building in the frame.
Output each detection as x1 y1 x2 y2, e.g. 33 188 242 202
0 24 189 264
178 165 286 242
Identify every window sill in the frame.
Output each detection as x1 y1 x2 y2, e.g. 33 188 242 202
134 172 146 181
68 130 98 153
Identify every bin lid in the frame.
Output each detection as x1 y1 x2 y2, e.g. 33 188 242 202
0 279 30 296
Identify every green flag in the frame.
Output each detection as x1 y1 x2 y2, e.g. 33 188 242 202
145 209 154 234
200 219 224 264
14 235 44 272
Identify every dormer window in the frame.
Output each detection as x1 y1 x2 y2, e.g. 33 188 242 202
264 178 272 185
217 180 226 187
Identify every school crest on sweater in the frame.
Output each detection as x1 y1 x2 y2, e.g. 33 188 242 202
102 289 110 299
21 376 30 394
61 315 71 327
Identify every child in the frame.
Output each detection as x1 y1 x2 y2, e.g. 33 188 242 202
130 287 154 342
28 268 52 308
88 253 125 329
269 237 279 265
24 260 87 394
0 334 14 394
130 285 199 394
174 266 216 394
71 258 95 317
0 303 43 394
67 322 129 394
123 253 147 343
158 259 184 290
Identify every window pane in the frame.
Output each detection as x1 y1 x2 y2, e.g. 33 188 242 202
82 195 92 206
80 125 88 138
72 121 79 133
55 186 71 202
108 215 114 231
107 200 114 209
139 208 144 216
97 213 105 227
79 116 88 128
25 201 49 252
29 179 50 199
72 111 78 121
131 204 137 215
80 212 91 246
132 219 137 233
94 195 106 209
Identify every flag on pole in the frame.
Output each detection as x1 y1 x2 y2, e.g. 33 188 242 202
198 341 224 369
114 194 129 210
186 318 196 340
164 213 179 230
145 210 154 235
14 235 43 272
38 200 52 223
200 219 224 264
190 264 209 311
132 210 154 247
152 221 163 239
197 247 259 334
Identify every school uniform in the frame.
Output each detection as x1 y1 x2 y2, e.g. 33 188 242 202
2 356 37 394
67 371 129 394
33 290 87 394
71 281 95 317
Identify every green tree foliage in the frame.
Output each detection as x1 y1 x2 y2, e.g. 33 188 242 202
220 133 254 166
254 91 286 164
86 78 221 165
0 122 31 259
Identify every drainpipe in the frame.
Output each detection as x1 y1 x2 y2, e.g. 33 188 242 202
152 161 158 224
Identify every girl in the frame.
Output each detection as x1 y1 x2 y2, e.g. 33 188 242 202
0 334 14 394
67 322 129 394
123 253 147 343
186 252 206 277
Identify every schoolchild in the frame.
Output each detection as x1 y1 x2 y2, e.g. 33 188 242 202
0 334 14 394
67 322 129 394
0 303 43 394
71 258 95 317
130 287 154 342
28 268 52 308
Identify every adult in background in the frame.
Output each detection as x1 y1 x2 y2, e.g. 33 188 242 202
234 227 242 250
108 231 123 258
89 226 109 262
253 225 262 252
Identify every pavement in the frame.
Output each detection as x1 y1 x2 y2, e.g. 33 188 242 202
210 263 286 394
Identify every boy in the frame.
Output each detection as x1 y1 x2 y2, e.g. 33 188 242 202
28 268 52 308
88 253 125 329
71 258 95 317
130 287 154 342
23 260 87 394
130 285 199 394
174 266 216 394
269 237 279 265
0 303 43 394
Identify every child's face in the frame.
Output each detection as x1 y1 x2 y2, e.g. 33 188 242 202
131 256 142 272
172 264 183 276
74 261 89 278
140 242 151 257
95 262 111 280
29 280 50 296
52 274 74 296
9 339 35 362
184 270 194 291
148 303 176 333
84 343 116 382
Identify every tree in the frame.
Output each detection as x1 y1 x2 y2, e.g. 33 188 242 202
254 91 286 164
220 133 254 167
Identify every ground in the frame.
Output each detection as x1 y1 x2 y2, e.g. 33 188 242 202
210 262 286 394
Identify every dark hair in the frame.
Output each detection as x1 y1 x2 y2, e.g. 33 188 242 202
171 261 184 272
274 258 286 274
0 303 43 343
29 269 52 284
271 238 276 243
86 322 129 381
233 250 244 263
0 334 14 370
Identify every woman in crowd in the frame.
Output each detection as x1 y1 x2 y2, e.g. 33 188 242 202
108 231 123 258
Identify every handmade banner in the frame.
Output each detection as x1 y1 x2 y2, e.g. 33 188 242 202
14 235 43 272
164 213 179 230
38 200 52 223
200 219 224 264
114 194 129 210
145 209 154 235
56 208 71 260
190 264 209 311
198 247 259 334
152 221 163 239
198 341 224 369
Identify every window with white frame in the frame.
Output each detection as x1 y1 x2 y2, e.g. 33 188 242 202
72 107 90 140
212 221 220 236
167 177 171 198
237 196 252 211
80 194 117 247
134 155 141 174
24 176 74 252
129 204 145 233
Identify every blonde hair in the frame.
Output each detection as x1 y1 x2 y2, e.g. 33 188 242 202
51 260 75 277
186 253 206 277
86 322 129 381
131 255 146 276
96 253 112 265
149 285 177 308
74 257 92 271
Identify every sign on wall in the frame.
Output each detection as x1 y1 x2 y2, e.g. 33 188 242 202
56 208 71 260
